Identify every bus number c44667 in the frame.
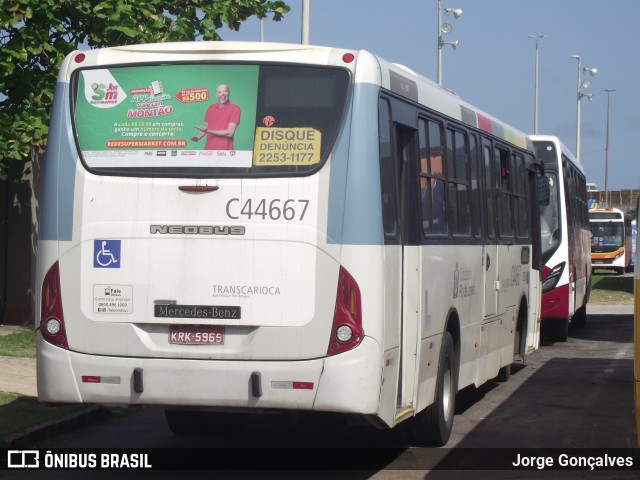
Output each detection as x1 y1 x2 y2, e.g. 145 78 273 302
226 198 309 221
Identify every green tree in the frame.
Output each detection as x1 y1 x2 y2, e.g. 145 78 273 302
0 0 290 178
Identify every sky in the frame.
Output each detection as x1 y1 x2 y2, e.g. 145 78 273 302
220 0 640 191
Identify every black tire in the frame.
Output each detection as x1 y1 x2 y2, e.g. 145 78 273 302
165 409 206 435
496 363 511 382
571 305 587 328
411 331 458 446
549 318 569 342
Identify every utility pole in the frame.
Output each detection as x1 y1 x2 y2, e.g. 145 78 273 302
528 35 545 134
603 89 615 208
301 0 310 44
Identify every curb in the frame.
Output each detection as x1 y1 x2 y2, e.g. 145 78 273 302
4 405 111 448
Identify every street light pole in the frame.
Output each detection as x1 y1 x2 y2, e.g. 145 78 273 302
528 35 545 134
437 0 462 85
570 55 597 162
603 89 615 208
301 0 310 45
437 0 443 85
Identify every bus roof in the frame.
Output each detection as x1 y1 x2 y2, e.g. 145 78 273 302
62 41 533 152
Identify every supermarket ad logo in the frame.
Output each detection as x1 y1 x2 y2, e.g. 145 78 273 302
81 69 127 108
8 450 39 468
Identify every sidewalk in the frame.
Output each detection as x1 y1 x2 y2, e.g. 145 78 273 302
0 356 37 397
1 326 108 448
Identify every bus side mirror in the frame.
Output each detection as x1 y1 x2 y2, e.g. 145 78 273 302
538 176 550 206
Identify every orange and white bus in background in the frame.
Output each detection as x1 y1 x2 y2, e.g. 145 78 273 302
589 207 633 275
36 41 544 446
532 136 590 341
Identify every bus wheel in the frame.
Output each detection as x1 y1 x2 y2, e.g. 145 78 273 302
549 318 569 342
411 331 458 446
496 363 511 382
571 305 587 328
165 409 205 435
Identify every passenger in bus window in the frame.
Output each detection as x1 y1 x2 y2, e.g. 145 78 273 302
191 83 241 150
420 149 446 234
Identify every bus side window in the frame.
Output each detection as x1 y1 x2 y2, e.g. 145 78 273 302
378 98 399 240
446 128 471 236
419 118 446 235
469 134 481 238
495 146 514 239
483 144 496 240
512 152 529 239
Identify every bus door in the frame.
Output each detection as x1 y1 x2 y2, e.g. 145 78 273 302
482 139 498 317
395 123 420 413
377 97 420 425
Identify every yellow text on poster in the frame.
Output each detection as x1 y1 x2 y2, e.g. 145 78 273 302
253 127 321 166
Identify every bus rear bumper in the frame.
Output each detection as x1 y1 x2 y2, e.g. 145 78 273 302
36 333 382 415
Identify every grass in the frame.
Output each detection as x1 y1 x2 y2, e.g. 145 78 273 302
0 329 36 357
0 330 90 446
589 272 634 304
0 393 86 446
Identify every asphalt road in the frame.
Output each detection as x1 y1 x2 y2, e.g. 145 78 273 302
22 304 638 479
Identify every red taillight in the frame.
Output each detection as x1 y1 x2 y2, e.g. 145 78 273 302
40 262 69 349
327 266 363 356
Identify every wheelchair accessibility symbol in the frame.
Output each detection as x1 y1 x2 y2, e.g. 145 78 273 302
94 240 121 268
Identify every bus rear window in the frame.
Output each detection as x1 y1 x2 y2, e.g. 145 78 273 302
72 64 350 177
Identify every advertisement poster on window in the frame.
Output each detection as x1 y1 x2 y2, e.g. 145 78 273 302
74 65 259 168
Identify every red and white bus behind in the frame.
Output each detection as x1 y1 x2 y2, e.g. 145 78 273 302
532 136 591 341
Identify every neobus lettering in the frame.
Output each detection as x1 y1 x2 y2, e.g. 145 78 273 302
150 225 246 235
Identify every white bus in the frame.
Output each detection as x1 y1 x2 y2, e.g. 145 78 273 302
531 135 591 341
589 207 633 275
36 41 543 445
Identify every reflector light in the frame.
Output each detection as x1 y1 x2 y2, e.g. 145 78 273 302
292 382 314 390
342 53 355 63
271 381 314 390
74 53 86 63
81 376 121 384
